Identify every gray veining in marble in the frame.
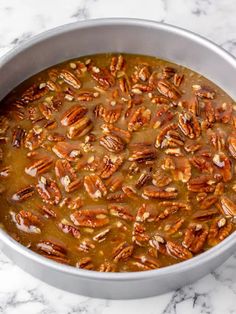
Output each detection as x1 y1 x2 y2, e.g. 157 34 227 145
0 0 235 313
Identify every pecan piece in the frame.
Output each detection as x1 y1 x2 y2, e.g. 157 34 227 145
93 227 111 242
182 224 208 253
84 174 107 200
109 203 135 221
112 242 134 262
25 157 53 177
61 105 87 126
128 106 151 132
143 185 178 199
11 185 35 202
67 116 93 139
100 134 125 153
59 69 81 89
70 208 109 228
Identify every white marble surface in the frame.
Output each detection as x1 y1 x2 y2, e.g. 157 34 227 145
0 0 235 313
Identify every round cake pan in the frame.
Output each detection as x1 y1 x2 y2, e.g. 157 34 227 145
0 18 235 299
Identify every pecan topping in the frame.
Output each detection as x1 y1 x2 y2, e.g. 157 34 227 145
0 53 235 272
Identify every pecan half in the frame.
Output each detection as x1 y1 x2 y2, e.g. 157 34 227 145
109 203 135 221
11 185 35 202
100 134 125 153
228 135 236 159
84 174 107 200
36 177 61 205
178 112 201 139
59 219 81 238
61 105 87 126
52 141 81 161
156 79 181 100
37 240 68 264
70 208 109 228
97 155 123 179
25 157 53 177
128 106 151 132
182 224 208 253
11 210 41 234
208 217 232 246
220 196 236 217
143 186 178 199
129 146 157 163
112 242 134 262
67 116 93 139
166 241 192 260
12 127 25 148
187 175 215 193
59 69 81 89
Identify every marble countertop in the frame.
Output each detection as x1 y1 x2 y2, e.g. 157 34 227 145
0 0 235 313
